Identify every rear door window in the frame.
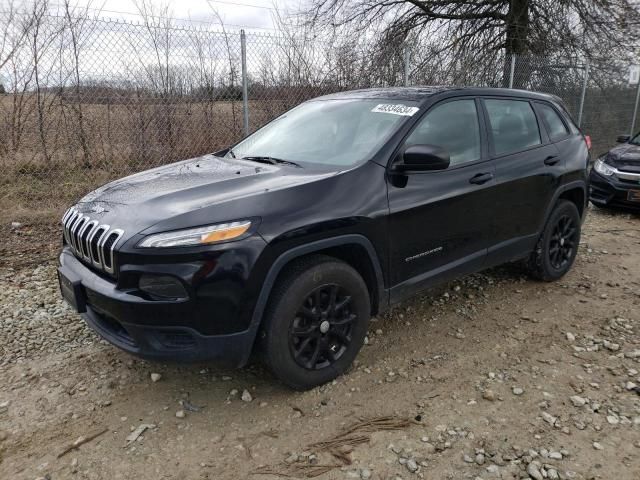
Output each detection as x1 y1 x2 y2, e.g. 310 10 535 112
484 99 541 156
537 103 570 141
404 99 481 167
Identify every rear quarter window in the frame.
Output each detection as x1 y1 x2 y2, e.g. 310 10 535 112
555 102 581 134
537 103 570 141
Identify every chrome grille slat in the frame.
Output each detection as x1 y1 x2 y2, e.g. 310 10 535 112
65 209 77 228
77 219 90 255
69 214 84 253
61 209 124 276
61 208 73 227
81 220 98 260
73 217 88 256
62 209 76 245
88 225 108 267
99 228 124 274
64 210 79 245
95 224 110 268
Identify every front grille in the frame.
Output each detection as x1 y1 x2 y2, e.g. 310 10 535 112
618 177 640 186
62 207 125 275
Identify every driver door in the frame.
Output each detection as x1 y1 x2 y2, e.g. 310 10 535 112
387 97 496 302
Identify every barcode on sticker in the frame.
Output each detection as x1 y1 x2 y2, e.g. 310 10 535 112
372 104 420 116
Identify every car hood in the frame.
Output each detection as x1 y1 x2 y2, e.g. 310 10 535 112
73 154 337 235
604 143 640 171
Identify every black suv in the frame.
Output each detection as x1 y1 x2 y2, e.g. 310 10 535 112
58 87 590 389
589 131 640 210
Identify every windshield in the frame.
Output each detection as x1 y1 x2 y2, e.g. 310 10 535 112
631 133 640 145
227 99 420 167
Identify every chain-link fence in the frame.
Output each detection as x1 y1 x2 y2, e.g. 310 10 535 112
1 9 639 217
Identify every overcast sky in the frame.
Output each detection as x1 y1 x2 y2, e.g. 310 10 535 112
47 0 308 32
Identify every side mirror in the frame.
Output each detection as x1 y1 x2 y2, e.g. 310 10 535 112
394 144 450 172
616 134 631 143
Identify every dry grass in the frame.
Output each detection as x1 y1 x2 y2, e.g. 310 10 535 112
0 96 292 219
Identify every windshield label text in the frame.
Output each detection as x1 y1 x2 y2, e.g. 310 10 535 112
372 104 420 116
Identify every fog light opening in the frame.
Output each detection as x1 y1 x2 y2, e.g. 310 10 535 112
139 274 187 300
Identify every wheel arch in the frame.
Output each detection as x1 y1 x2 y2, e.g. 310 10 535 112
239 235 387 366
542 181 587 230
558 185 586 218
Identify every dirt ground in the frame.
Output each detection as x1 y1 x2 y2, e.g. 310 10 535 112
1 205 639 480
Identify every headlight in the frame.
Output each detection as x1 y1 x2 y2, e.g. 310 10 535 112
138 220 252 248
594 158 615 176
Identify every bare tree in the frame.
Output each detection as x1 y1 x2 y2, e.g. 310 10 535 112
205 2 242 138
0 0 34 72
62 0 95 168
189 25 225 151
306 0 640 85
29 0 59 163
0 4 31 157
0 22 37 159
133 0 180 161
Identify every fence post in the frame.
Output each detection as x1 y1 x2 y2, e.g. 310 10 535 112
509 55 515 89
631 79 640 136
240 29 249 137
403 44 410 86
577 58 589 128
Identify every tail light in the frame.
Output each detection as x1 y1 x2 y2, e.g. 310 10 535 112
584 135 592 150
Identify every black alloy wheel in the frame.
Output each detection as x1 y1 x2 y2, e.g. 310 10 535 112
548 214 578 270
261 255 371 390
289 284 356 370
526 199 581 282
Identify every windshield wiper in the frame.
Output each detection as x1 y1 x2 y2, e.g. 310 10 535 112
241 156 302 168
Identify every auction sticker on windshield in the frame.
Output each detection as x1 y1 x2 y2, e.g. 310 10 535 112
371 104 420 116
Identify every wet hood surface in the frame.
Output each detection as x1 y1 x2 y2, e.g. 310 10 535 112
73 154 335 235
605 143 640 171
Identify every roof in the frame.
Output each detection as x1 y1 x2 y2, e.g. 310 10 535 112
315 86 451 102
314 86 559 103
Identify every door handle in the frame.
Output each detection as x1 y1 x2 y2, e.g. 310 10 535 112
544 155 560 166
469 172 493 185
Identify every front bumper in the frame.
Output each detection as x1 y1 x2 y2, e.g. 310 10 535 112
58 248 261 366
588 170 640 211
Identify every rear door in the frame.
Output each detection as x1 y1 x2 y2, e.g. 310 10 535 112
387 97 495 301
481 97 560 264
534 100 588 172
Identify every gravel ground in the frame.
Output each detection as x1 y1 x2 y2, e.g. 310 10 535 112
0 265 96 366
1 205 639 480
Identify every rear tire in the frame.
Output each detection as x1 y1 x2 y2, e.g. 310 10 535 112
260 255 370 390
526 200 581 282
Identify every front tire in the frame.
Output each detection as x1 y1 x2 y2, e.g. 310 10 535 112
260 255 370 390
526 200 581 281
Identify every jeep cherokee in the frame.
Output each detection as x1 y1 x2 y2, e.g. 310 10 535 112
58 87 590 390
